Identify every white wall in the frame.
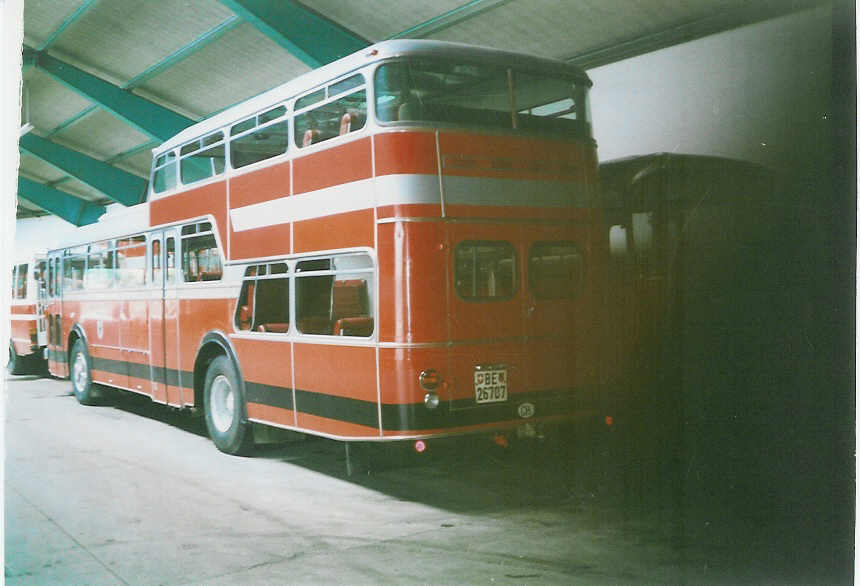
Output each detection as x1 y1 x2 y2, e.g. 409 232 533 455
588 5 833 186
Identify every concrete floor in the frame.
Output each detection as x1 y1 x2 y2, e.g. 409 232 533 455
4 372 850 585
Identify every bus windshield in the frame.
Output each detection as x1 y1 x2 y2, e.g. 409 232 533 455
375 59 590 138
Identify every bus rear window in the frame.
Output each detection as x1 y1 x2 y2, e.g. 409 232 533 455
375 60 590 137
529 243 584 299
455 242 516 301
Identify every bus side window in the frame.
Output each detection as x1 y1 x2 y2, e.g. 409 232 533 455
166 237 176 284
152 152 177 194
151 239 161 284
16 263 28 298
295 273 334 334
295 78 366 148
295 254 374 337
181 225 222 283
116 236 146 288
235 263 290 333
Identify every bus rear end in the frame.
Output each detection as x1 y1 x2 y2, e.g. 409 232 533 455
9 258 47 374
373 46 604 440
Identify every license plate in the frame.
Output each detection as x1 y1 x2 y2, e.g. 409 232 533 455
474 366 508 404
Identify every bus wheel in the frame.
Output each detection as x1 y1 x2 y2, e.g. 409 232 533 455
204 355 253 455
8 343 26 375
70 340 98 405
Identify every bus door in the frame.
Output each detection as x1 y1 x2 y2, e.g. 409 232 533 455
119 236 150 394
448 225 524 411
46 255 66 377
521 226 585 401
35 259 48 348
148 229 181 405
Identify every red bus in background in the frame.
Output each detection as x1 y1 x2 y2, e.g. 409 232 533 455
9 257 47 374
45 40 606 454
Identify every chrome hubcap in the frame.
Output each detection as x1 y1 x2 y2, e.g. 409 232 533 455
210 374 235 433
72 352 88 392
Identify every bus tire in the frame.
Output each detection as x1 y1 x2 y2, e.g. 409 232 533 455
8 343 26 375
204 355 253 455
70 339 98 405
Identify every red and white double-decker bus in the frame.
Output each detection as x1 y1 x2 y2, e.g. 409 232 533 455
45 40 605 454
9 256 47 374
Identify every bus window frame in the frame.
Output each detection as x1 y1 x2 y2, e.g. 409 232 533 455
293 251 375 338
179 220 224 284
292 72 368 150
229 104 290 171
528 241 585 300
178 130 227 187
234 262 291 334
453 240 518 303
151 151 178 196
371 59 592 138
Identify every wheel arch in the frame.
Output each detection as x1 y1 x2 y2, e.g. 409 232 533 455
193 330 245 416
66 324 88 368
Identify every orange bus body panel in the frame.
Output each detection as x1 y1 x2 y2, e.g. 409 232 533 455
230 160 291 209
293 209 374 254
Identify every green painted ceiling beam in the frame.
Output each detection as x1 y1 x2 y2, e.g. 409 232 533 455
390 0 511 39
218 0 368 67
17 177 106 226
20 133 147 206
23 47 194 141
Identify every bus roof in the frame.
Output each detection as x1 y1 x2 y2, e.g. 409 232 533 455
47 202 151 253
155 39 591 155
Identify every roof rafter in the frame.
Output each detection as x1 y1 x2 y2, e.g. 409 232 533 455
22 46 194 141
217 0 368 66
36 0 98 51
17 177 106 226
20 133 147 207
124 15 243 89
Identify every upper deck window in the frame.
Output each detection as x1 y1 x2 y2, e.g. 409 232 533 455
152 152 177 194
294 74 367 148
375 60 590 138
230 105 289 169
180 131 225 185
